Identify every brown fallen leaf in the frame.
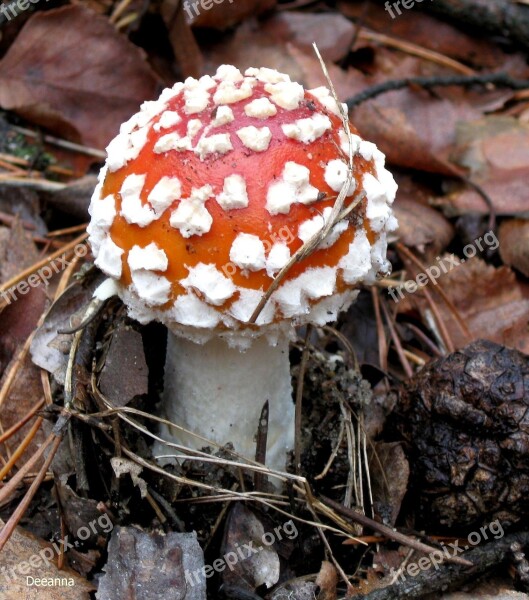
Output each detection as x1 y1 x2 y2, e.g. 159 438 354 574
436 117 529 215
43 175 98 221
261 12 356 62
204 20 304 83
499 219 529 277
99 322 149 407
400 258 529 353
315 561 338 600
188 0 275 30
288 45 480 175
0 222 47 453
393 176 455 257
369 442 409 526
0 221 46 355
0 519 94 599
0 5 160 149
337 1 504 69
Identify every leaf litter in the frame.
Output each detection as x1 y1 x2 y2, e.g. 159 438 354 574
1 1 529 598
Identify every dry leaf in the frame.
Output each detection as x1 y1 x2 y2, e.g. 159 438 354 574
315 561 338 600
0 519 94 599
221 504 280 591
437 117 529 215
337 1 505 69
402 258 529 353
369 442 409 526
499 219 529 277
205 20 304 82
0 5 159 149
288 46 481 175
189 0 275 29
30 269 105 385
99 323 149 407
261 12 355 62
393 178 455 257
96 527 205 600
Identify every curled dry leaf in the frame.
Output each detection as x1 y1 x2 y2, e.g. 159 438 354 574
110 457 148 498
499 219 529 277
0 5 159 149
369 442 409 527
30 269 105 385
221 504 280 591
54 480 112 547
43 175 98 221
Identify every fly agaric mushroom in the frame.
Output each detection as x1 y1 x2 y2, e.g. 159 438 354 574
87 65 398 473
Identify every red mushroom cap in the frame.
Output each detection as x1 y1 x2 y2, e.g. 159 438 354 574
88 65 397 347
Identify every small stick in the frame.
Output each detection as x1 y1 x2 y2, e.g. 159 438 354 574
0 434 63 552
0 398 45 445
12 126 106 158
380 298 413 378
356 31 475 76
0 418 43 481
346 73 529 109
371 288 388 374
0 232 88 301
320 496 473 568
397 243 471 341
0 433 54 507
47 223 89 238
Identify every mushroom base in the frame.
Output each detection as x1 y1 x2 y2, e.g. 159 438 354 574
155 332 295 473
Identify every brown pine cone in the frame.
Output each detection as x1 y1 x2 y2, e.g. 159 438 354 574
390 339 529 530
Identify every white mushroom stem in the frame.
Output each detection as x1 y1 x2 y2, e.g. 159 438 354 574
157 332 295 473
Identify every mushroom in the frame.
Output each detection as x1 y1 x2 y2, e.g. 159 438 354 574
87 65 398 473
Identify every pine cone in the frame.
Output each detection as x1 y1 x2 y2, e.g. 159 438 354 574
391 339 529 530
